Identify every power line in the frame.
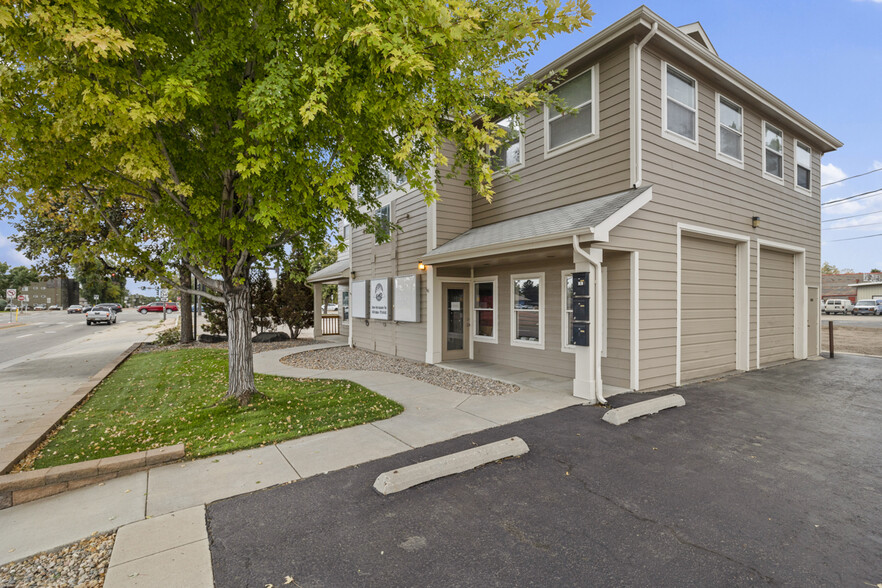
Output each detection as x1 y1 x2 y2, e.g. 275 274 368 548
830 232 882 242
821 187 882 207
821 166 882 187
822 210 882 223
823 220 882 230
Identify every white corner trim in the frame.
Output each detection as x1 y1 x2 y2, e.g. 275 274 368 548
630 250 640 390
510 272 545 350
661 61 700 152
472 276 499 345
543 64 601 160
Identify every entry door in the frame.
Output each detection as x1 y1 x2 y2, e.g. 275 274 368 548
807 286 819 356
442 283 470 361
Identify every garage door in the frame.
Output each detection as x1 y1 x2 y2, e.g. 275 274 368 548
760 248 795 365
681 235 737 382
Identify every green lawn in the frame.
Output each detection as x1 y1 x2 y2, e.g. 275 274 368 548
31 348 403 470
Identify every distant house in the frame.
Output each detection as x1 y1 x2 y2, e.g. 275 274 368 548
822 272 882 303
308 7 841 402
21 277 80 308
847 274 882 301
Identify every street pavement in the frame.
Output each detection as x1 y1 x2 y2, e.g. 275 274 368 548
207 354 882 588
0 310 175 451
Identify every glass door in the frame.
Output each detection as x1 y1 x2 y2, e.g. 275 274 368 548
442 283 469 360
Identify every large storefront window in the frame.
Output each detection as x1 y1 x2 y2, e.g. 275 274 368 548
511 273 544 349
474 279 497 343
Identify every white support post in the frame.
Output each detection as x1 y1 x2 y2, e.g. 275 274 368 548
313 284 323 338
571 246 603 403
425 265 440 364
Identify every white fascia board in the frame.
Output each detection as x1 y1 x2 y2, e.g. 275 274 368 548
592 186 653 241
423 231 595 265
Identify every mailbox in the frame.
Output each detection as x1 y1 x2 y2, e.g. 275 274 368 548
572 322 589 347
573 297 589 322
573 272 590 296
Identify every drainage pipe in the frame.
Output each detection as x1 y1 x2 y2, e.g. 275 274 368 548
633 22 658 189
572 235 606 405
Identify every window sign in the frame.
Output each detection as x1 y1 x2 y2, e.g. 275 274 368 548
393 274 420 322
370 278 391 320
351 280 367 319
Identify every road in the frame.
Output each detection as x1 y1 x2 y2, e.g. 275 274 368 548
0 310 175 452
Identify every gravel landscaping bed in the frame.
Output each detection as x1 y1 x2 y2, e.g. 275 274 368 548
280 347 519 396
137 336 322 355
0 531 114 588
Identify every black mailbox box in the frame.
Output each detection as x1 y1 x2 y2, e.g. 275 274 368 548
573 298 589 322
572 323 589 346
573 272 590 296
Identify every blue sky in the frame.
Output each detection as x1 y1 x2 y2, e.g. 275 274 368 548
2 0 881 285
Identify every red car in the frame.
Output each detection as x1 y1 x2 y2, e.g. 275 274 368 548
137 301 179 314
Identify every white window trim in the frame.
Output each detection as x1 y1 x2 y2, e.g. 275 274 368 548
661 62 699 152
793 139 812 196
715 93 744 169
762 121 785 185
490 115 525 176
510 272 545 350
543 64 600 159
472 277 498 344
339 285 350 325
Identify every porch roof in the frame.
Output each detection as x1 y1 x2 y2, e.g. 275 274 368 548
423 185 652 264
307 258 350 283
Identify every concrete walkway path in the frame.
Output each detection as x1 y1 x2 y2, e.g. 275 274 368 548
1 342 584 585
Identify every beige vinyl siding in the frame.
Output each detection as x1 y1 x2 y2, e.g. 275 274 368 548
472 43 633 227
759 248 795 365
680 236 737 382
601 250 631 388
473 257 575 378
434 141 472 247
351 190 429 362
614 45 822 387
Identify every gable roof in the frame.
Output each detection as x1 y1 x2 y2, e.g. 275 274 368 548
677 22 717 55
307 258 350 284
423 186 652 264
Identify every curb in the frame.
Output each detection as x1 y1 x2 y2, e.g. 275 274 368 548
0 342 143 475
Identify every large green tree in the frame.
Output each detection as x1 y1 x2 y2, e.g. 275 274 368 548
0 0 592 404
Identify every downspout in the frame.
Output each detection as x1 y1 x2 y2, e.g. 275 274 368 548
573 235 606 405
633 23 658 189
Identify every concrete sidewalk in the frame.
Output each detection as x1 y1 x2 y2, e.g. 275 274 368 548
1 342 584 583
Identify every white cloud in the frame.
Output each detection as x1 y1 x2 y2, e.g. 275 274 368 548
821 162 847 186
873 160 882 170
0 232 31 266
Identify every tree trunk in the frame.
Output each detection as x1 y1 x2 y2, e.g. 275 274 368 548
224 284 258 405
179 265 193 344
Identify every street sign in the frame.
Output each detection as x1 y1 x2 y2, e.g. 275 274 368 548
6 289 15 299
17 295 24 301
93 294 99 300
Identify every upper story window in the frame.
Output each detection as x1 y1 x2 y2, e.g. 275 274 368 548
663 63 698 149
545 66 598 154
490 116 523 172
374 204 391 243
795 140 812 193
716 94 743 165
763 122 784 181
342 223 351 243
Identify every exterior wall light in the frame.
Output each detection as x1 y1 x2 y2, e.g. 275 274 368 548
418 261 426 271
350 270 356 279
752 216 761 229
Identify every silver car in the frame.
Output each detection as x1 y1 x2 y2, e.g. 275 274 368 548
86 306 117 325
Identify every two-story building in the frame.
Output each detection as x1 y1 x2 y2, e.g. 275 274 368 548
308 7 841 403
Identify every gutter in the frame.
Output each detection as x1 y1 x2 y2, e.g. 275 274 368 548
633 23 658 189
572 235 606 405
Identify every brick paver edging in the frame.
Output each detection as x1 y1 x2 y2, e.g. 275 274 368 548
0 342 143 476
0 444 185 509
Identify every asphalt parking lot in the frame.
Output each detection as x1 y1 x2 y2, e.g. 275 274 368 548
208 354 882 587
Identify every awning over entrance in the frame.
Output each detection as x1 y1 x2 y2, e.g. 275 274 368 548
422 185 652 264
307 259 350 284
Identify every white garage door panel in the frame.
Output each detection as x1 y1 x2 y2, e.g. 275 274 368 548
760 248 795 364
681 236 737 382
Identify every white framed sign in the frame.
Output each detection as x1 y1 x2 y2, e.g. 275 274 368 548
351 280 367 319
370 278 391 320
393 274 420 322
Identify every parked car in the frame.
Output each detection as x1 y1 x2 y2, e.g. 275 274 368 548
33 304 46 311
6 305 18 312
823 299 853 315
95 302 122 313
82 305 92 312
48 304 61 310
137 301 178 313
86 306 116 325
67 305 84 314
852 299 880 316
